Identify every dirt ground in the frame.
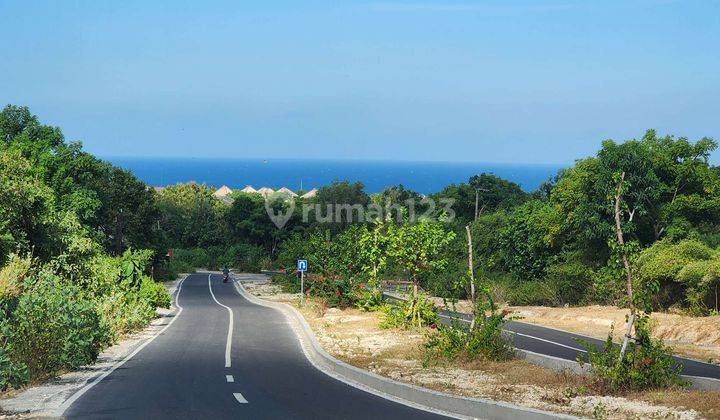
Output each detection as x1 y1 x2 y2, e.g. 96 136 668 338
505 305 720 365
244 281 720 420
426 296 720 365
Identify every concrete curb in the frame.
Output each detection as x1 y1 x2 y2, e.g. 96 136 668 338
384 292 720 392
232 276 576 420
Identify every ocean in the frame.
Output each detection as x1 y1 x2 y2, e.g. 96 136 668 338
105 157 565 194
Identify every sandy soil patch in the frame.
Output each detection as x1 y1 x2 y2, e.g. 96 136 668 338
241 281 299 302
419 295 720 364
506 305 720 364
248 282 720 419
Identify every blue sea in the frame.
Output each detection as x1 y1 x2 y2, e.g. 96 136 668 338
105 157 565 194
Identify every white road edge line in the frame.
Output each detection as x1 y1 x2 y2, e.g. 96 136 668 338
57 274 189 416
226 375 234 383
208 274 234 368
233 392 248 403
437 313 588 353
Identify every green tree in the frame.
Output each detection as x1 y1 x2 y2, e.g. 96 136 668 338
433 173 528 225
311 180 370 232
388 220 456 294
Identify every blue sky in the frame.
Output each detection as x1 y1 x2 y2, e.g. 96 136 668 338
1 0 718 164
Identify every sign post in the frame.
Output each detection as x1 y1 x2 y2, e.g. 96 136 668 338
297 259 308 302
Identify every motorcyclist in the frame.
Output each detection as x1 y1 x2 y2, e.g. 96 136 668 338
222 265 230 283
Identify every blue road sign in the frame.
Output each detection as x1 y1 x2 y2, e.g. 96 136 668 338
297 259 308 272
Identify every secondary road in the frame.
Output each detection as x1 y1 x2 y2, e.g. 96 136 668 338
436 309 720 380
65 273 450 419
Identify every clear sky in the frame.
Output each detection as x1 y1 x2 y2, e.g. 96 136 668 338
1 0 718 164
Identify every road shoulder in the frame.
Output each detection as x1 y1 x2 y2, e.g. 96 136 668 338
0 275 187 418
238 275 720 420
233 275 576 420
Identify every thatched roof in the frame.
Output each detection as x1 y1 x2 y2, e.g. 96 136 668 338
257 187 275 197
240 185 257 193
277 187 298 197
212 185 233 198
301 188 318 199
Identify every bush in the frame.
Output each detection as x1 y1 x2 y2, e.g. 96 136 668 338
139 277 171 309
544 260 593 305
504 280 559 306
354 288 384 312
167 258 194 279
96 290 155 339
305 274 356 308
272 272 300 293
0 346 28 391
425 290 514 363
425 316 515 363
231 243 266 273
380 293 438 329
578 314 686 392
0 254 31 302
4 275 110 381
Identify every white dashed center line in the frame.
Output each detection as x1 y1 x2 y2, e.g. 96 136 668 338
233 392 248 403
226 375 234 383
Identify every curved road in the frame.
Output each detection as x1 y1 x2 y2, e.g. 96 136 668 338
436 310 720 380
66 273 450 419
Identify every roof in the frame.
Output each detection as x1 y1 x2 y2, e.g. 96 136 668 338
301 188 318 199
240 185 257 193
256 187 275 197
277 187 298 197
212 185 233 198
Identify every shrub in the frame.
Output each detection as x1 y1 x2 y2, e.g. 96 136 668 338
272 272 301 293
4 275 110 380
0 346 28 391
96 290 155 339
425 289 514 363
504 280 559 306
167 258 194 279
305 274 356 308
354 288 384 312
230 243 265 273
544 260 593 305
578 314 686 392
677 258 720 315
0 254 31 302
380 293 438 329
139 277 171 309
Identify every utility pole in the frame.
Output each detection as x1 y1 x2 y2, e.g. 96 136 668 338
466 224 475 302
474 187 489 221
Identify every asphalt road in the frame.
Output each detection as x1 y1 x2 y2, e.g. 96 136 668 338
65 273 450 420
437 309 720 380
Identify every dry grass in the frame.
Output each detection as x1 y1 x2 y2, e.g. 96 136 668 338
506 305 720 365
631 389 720 420
408 295 720 365
245 281 720 419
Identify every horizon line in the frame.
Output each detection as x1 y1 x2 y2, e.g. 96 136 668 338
99 155 572 167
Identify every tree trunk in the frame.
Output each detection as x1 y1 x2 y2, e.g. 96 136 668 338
474 189 479 221
466 225 475 303
614 172 635 362
114 212 124 255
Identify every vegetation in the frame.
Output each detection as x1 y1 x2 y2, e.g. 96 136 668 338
578 315 686 392
0 106 170 391
2 103 719 395
425 287 514 363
